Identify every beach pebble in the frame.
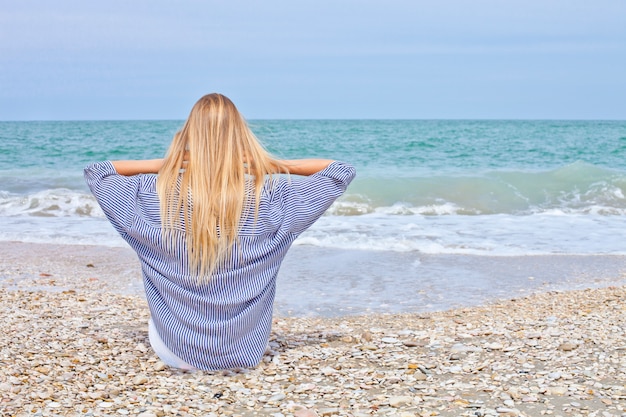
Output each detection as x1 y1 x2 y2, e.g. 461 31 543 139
88 391 105 399
268 393 286 403
389 396 413 407
448 365 463 374
132 375 149 385
414 372 428 381
486 342 504 350
547 386 569 395
153 361 167 371
558 342 577 351
450 343 469 353
522 395 538 402
495 407 520 416
295 383 316 393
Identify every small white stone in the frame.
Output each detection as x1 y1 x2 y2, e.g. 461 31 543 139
320 367 337 375
448 365 463 374
268 393 286 403
558 342 577 351
88 391 104 400
522 395 538 402
547 386 568 395
295 383 316 393
496 407 520 416
153 361 167 371
389 396 412 407
133 375 149 385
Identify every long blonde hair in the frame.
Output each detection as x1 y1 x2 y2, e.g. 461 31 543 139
157 93 285 282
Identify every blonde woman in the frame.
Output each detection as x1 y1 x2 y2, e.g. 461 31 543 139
84 93 355 370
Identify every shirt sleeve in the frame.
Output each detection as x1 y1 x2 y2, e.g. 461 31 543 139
278 161 356 235
84 161 141 236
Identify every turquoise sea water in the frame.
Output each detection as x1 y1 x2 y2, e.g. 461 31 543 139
2 120 626 315
2 119 626 252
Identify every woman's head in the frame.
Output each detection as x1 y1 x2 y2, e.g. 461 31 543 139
167 93 254 175
157 93 285 282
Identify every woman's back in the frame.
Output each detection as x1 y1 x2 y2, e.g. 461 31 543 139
85 155 355 369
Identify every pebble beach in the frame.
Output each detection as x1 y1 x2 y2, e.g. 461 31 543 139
1 242 625 417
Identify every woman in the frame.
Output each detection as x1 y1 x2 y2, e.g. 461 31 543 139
84 93 355 370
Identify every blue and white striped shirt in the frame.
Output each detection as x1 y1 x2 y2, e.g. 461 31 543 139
84 160 355 370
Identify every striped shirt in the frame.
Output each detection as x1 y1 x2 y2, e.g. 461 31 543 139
84 160 355 370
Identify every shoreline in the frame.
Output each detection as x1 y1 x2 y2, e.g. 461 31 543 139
2 240 626 317
1 241 625 415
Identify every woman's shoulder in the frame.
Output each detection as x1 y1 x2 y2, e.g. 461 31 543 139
261 174 288 198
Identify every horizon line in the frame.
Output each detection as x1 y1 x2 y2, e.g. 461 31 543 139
1 117 625 123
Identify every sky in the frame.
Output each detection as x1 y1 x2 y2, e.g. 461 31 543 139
1 0 625 120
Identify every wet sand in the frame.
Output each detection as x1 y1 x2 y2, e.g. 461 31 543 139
2 241 626 316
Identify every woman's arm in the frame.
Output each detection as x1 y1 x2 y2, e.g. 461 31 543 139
111 159 164 176
280 159 335 176
110 158 331 177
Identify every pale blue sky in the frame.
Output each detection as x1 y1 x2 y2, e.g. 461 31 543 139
1 0 625 120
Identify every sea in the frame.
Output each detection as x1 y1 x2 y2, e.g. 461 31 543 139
2 119 626 316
